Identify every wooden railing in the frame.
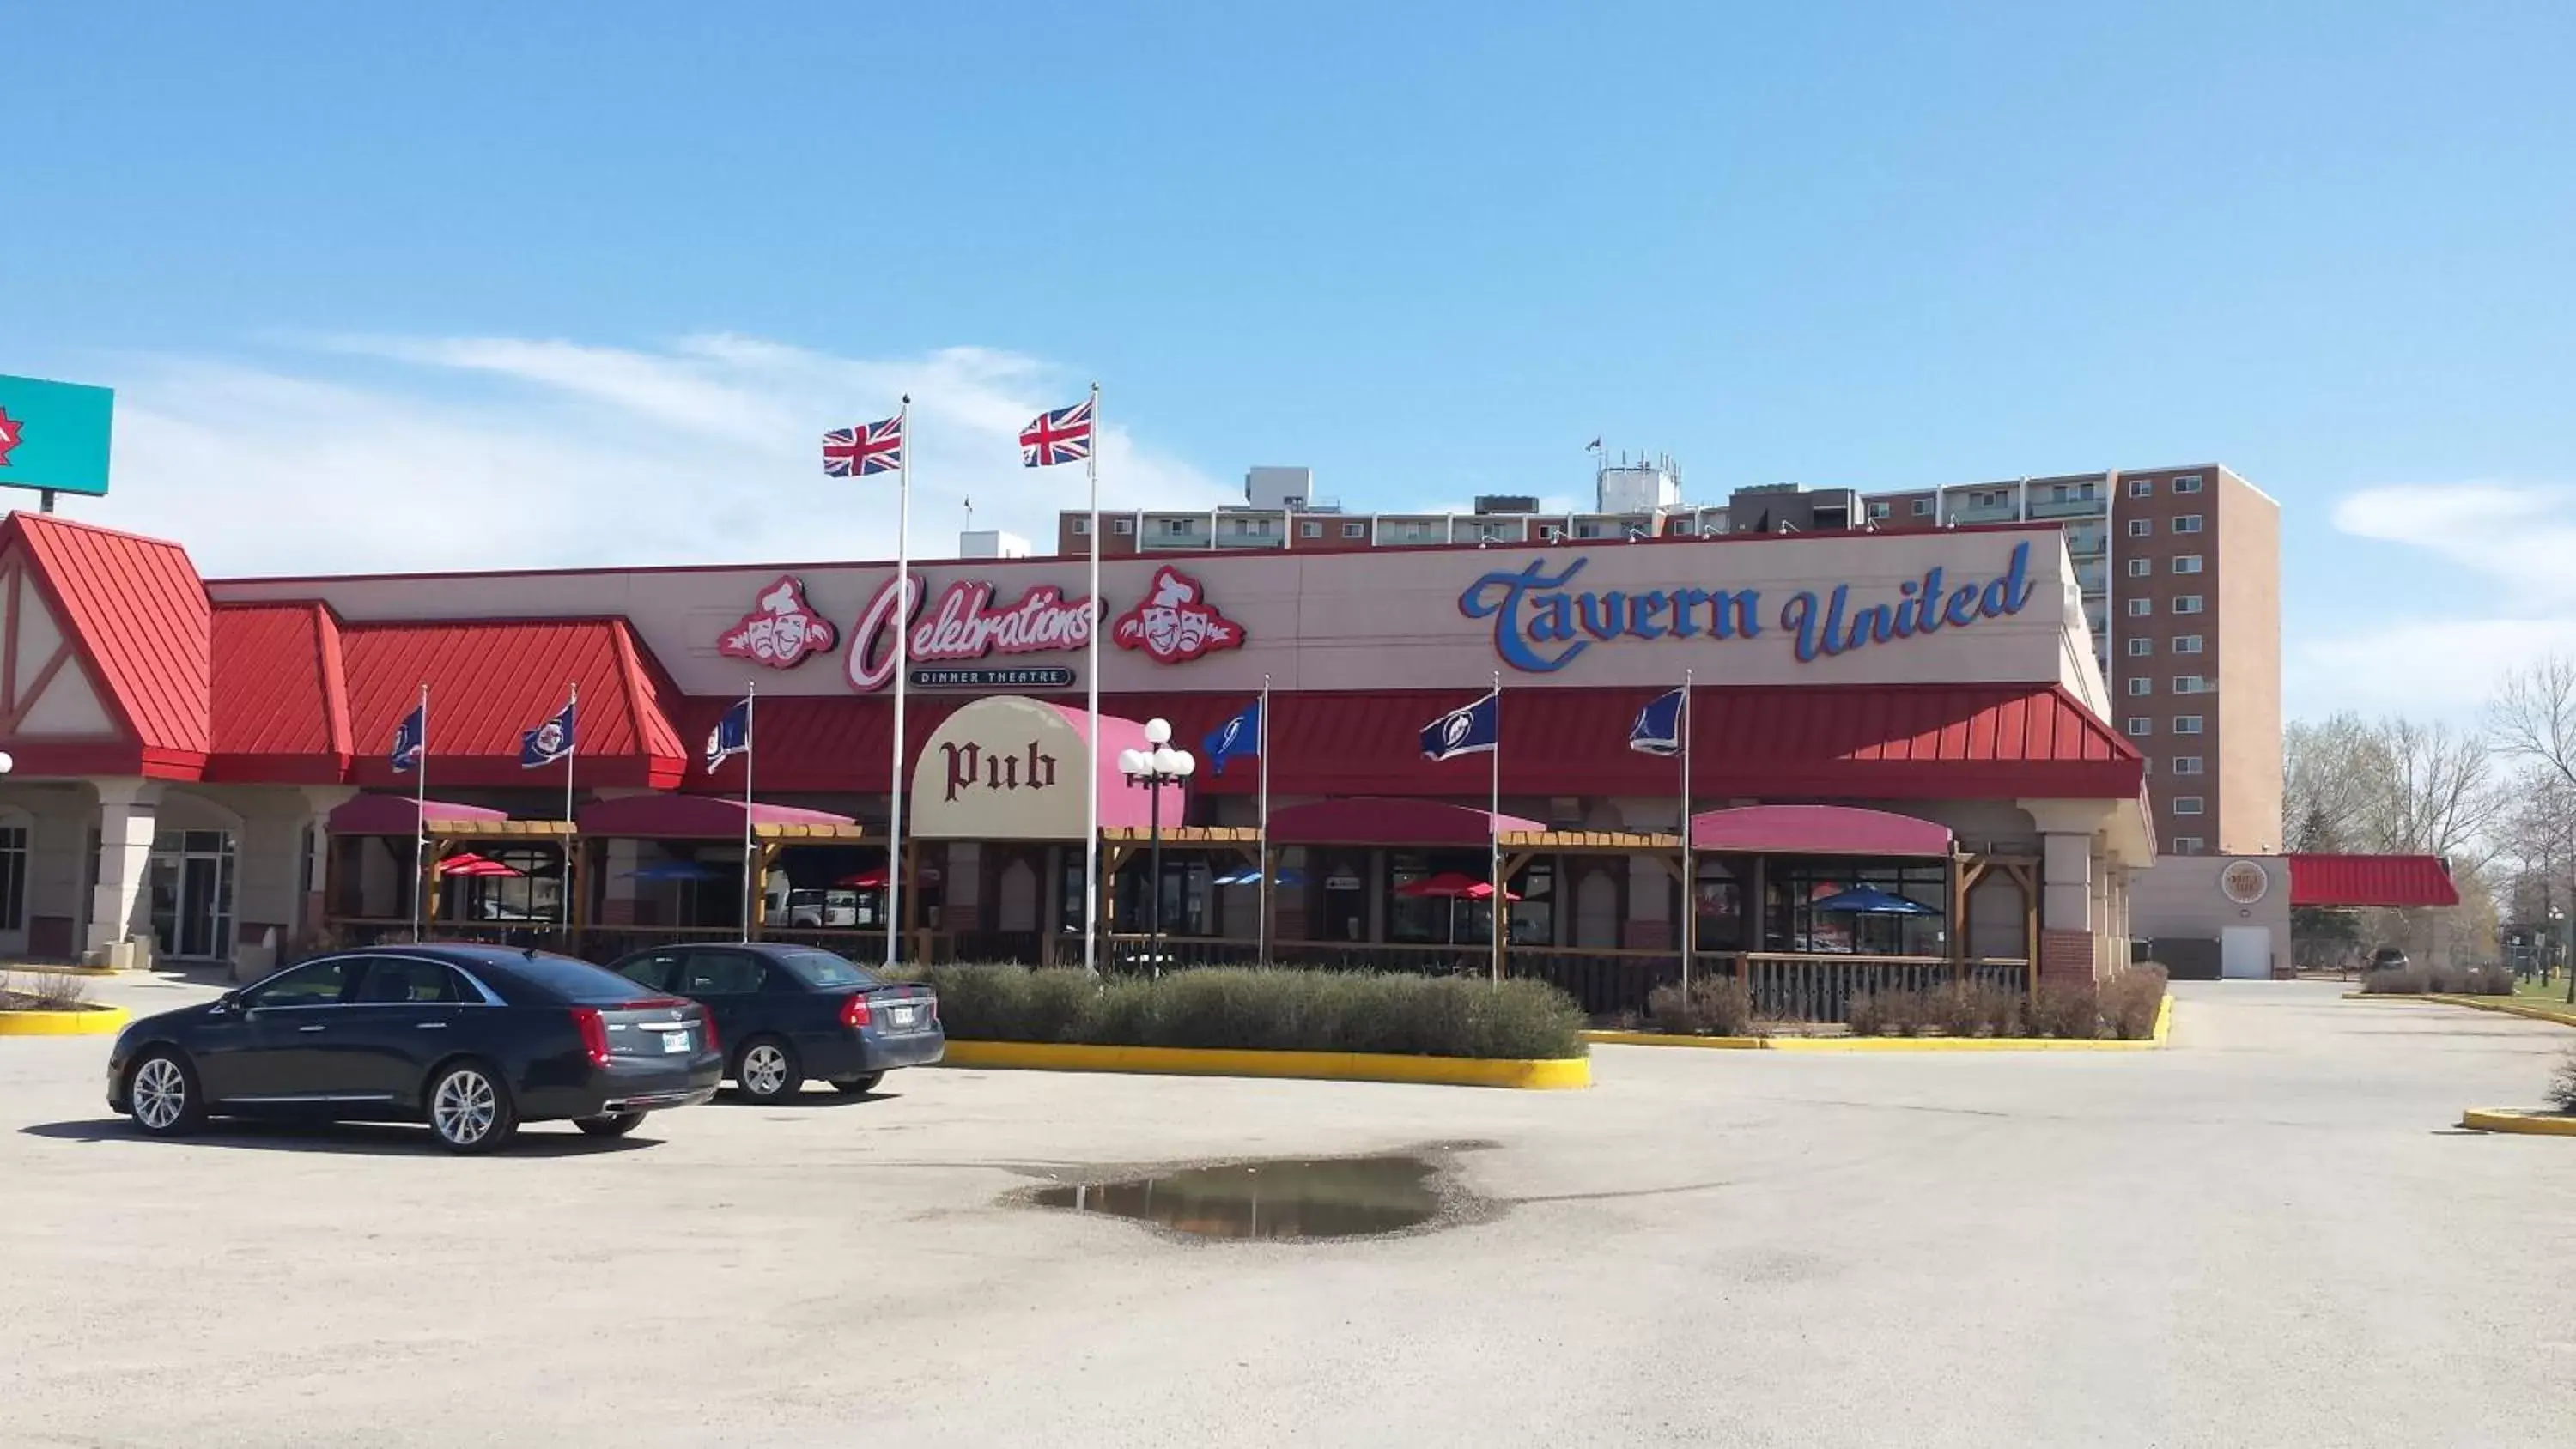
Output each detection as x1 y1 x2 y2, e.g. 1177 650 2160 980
1722 953 2033 1025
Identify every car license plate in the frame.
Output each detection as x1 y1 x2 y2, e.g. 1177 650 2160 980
890 1006 916 1028
661 1030 689 1053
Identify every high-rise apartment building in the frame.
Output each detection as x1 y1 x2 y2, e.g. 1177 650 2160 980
1053 459 2281 858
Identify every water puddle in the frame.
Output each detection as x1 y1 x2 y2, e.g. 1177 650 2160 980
1029 1154 1456 1240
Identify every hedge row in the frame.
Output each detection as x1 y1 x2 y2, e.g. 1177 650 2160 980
2357 964 2516 997
902 963 1589 1061
1846 966 2167 1040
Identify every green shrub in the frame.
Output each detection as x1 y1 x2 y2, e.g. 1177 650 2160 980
2549 1049 2576 1114
902 963 1587 1059
1645 976 1759 1037
2099 965 2168 1040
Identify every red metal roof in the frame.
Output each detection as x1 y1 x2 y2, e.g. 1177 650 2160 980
579 793 856 840
337 617 688 789
1692 804 1953 856
326 794 509 834
1269 797 1546 846
2286 854 2461 908
4 512 211 773
208 602 351 781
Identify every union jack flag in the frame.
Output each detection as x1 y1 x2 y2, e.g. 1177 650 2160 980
822 417 903 477
1018 398 1094 468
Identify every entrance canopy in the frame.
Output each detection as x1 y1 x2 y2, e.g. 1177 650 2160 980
1690 804 1953 857
1268 797 1546 846
2286 853 2460 908
909 695 1181 840
328 794 507 834
580 794 861 841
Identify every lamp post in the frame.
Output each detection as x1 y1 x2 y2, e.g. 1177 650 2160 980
1118 719 1195 973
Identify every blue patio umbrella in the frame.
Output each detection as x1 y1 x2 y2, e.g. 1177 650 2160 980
1812 886 1934 916
627 860 720 882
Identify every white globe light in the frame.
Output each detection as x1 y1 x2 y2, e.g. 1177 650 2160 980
1149 746 1181 775
0 751 14 774
1118 748 1148 776
1143 718 1172 746
1173 751 1197 778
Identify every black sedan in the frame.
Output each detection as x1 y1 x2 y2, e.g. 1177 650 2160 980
106 944 721 1153
606 943 943 1103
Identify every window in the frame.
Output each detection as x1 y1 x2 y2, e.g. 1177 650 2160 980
244 959 354 1009
2173 634 2203 654
2127 597 2154 617
2125 717 2153 737
2173 475 2204 494
2172 675 2211 694
1112 518 1134 535
2172 595 2204 615
2127 638 2154 657
2173 796 2205 815
1071 517 1090 536
773 949 883 990
2127 518 2153 537
2127 558 2152 578
616 950 684 993
2128 677 2154 696
1868 501 1891 520
681 949 768 997
2128 478 2154 499
1342 522 1366 539
2173 836 2204 854
2172 755 2203 775
1911 498 1933 516
1160 518 1192 537
2174 715 2204 735
2172 555 2203 574
354 957 465 1004
2172 514 2203 535
1299 520 1321 538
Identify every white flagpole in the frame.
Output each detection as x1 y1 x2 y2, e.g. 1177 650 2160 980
1083 381 1103 977
888 396 911 973
1680 670 1694 994
1256 674 1271 967
1489 671 1502 987
741 680 756 944
412 682 429 943
562 681 578 934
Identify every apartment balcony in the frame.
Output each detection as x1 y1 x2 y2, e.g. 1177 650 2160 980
1139 518 1212 550
2026 495 2108 520
2063 524 2108 557
2073 560 2108 594
1947 501 2021 524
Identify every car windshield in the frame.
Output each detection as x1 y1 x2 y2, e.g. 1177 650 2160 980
495 953 657 1004
772 949 882 990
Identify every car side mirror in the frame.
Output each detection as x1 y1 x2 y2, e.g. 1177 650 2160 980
213 991 244 1014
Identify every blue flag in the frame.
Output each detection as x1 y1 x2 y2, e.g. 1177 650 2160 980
705 696 752 771
389 700 426 773
1419 691 1498 762
520 697 577 768
1628 687 1685 757
1202 699 1262 777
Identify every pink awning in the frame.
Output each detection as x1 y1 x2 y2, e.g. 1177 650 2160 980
1690 804 1952 857
1269 797 1546 846
578 794 857 840
328 794 509 834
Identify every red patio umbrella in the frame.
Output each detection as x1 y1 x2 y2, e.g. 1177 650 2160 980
1397 871 1487 898
438 852 524 878
834 869 889 888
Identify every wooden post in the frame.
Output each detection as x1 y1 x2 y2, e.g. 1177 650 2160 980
419 835 443 929
748 840 780 940
1947 850 1966 981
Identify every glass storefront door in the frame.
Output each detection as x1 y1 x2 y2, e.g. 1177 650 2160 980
149 830 236 961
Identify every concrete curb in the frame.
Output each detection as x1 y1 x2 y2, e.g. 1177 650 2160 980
1584 993 2171 1053
2348 992 2576 1028
0 1004 131 1037
938 1040 1591 1090
2460 1108 2576 1137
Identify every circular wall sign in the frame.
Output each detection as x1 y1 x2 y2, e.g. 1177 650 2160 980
2220 859 2269 906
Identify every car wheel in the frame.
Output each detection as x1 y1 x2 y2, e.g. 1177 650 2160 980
427 1060 519 1154
127 1050 206 1137
734 1037 800 1102
574 1112 647 1138
831 1072 884 1096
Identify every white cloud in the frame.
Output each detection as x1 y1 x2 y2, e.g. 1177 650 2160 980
76 335 1230 576
2293 479 2576 722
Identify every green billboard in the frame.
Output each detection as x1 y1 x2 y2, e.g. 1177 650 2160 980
0 374 116 498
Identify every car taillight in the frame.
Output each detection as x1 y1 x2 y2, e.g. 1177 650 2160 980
571 1007 611 1068
699 1008 720 1055
841 993 872 1030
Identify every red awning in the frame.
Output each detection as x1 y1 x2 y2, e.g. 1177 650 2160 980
2287 854 2460 908
579 794 857 840
1269 797 1546 846
1692 804 1953 857
328 794 509 834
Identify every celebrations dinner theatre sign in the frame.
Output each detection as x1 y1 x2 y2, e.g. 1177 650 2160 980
681 532 2061 694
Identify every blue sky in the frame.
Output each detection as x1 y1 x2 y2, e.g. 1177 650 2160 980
3 3 2573 722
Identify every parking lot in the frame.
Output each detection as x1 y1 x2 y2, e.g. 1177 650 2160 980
6 975 2574 1448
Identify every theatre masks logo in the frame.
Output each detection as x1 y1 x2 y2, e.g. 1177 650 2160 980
1111 567 1246 665
720 576 839 670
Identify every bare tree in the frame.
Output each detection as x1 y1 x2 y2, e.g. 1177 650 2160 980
2379 718 2504 866
2491 653 2576 789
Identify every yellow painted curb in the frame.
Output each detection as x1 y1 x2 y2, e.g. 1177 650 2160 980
2460 1108 2576 1137
3 963 119 978
1587 993 2171 1053
0 1004 130 1037
2422 995 2576 1028
938 1039 1589 1089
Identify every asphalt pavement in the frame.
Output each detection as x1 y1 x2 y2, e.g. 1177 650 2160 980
4 975 2572 1448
